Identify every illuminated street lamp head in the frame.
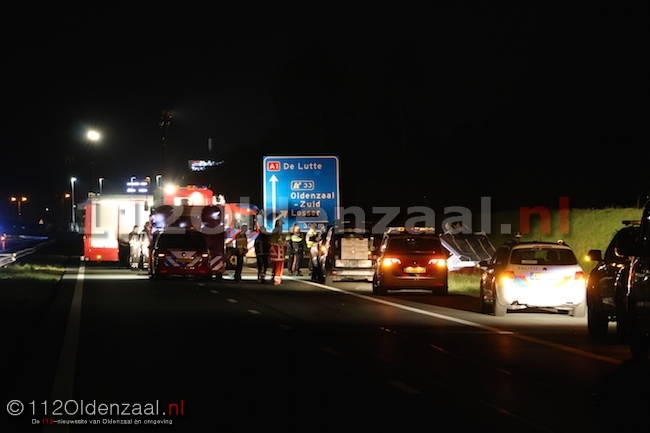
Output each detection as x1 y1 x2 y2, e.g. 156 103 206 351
87 130 101 142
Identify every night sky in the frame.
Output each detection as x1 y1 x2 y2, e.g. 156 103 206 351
1 1 648 227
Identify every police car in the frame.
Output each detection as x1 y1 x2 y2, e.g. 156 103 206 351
479 240 586 316
372 227 449 295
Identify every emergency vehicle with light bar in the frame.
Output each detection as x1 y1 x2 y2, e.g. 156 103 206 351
479 240 586 316
148 203 225 279
153 185 261 270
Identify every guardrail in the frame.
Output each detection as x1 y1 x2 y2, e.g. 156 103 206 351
0 239 56 268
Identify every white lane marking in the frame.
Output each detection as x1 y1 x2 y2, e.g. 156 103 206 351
49 264 85 432
299 280 621 365
248 309 261 315
388 380 421 395
227 298 238 303
210 289 219 294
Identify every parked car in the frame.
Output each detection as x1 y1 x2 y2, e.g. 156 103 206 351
479 240 586 316
615 200 650 359
372 227 448 296
149 228 211 280
310 220 377 284
586 220 639 339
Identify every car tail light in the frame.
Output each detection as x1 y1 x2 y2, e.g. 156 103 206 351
428 258 447 267
381 257 401 268
575 271 585 281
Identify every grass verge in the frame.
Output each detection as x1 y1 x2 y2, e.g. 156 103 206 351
449 272 480 297
0 255 67 344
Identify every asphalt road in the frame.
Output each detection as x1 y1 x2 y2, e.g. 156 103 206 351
3 263 649 432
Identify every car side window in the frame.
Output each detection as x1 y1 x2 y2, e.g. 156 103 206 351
605 228 637 262
492 247 510 265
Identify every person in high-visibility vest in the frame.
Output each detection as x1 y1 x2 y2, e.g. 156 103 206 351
287 224 306 276
269 221 286 285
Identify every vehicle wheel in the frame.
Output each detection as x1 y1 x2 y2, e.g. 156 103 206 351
572 301 587 318
615 293 629 342
479 285 494 314
630 335 649 360
617 315 630 342
372 275 387 296
226 252 238 270
587 303 608 338
493 292 507 316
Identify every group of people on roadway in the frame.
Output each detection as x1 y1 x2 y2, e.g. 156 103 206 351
252 222 320 285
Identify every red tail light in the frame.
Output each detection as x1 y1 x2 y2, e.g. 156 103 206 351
428 258 447 268
381 257 401 268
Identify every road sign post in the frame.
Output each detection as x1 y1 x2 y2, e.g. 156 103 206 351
263 155 340 232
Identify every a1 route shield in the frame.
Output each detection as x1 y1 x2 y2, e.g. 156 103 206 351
263 155 340 232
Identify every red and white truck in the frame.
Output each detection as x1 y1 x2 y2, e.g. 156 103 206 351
82 193 152 264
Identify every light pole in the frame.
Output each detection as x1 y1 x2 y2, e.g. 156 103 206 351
160 110 172 179
86 129 101 195
10 196 27 222
71 177 77 231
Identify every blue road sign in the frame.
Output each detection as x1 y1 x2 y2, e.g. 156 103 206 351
263 155 340 232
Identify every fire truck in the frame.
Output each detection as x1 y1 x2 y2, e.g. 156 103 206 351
82 193 153 264
153 185 261 269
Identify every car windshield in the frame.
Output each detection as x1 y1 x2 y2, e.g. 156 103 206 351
387 237 442 254
157 233 207 249
509 247 577 265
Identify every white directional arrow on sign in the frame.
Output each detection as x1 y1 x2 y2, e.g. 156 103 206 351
269 174 278 219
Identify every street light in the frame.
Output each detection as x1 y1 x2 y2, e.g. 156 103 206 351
10 196 27 222
99 177 104 195
71 177 77 231
86 129 101 195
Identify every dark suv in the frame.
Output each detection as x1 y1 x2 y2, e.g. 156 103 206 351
617 200 650 359
586 220 639 339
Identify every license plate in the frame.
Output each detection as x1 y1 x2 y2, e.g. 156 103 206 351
404 266 426 274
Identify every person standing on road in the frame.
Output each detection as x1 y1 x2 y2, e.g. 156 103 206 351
128 225 141 270
255 226 271 283
306 223 318 274
233 224 248 282
139 222 151 270
287 224 306 276
269 220 286 285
